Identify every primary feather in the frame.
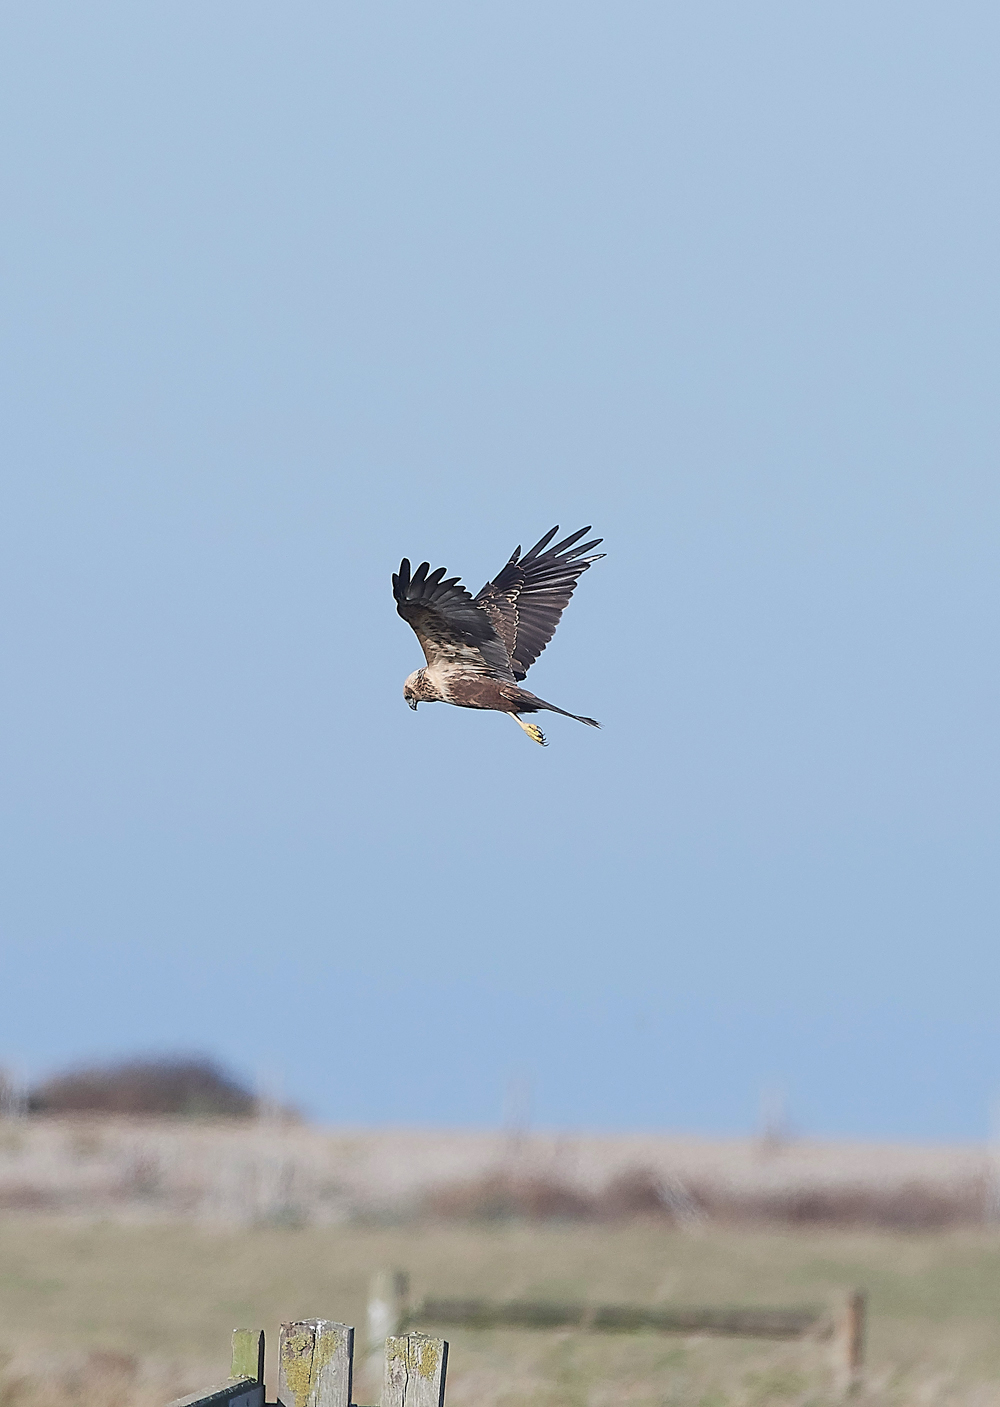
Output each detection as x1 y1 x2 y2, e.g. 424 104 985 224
474 526 605 679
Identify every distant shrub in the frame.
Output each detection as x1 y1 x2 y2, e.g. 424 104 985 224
27 1057 258 1118
697 1177 990 1230
596 1167 677 1219
424 1170 592 1222
422 1165 990 1230
0 1182 60 1210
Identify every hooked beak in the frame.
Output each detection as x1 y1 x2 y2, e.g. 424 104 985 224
407 697 418 711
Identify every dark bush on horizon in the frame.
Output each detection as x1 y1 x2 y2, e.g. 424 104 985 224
27 1056 258 1118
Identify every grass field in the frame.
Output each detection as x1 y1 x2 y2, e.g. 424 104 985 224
2 1218 1000 1407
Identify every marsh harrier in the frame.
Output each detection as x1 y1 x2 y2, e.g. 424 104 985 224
392 526 603 745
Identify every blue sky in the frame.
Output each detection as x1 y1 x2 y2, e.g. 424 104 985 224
2 3 999 1139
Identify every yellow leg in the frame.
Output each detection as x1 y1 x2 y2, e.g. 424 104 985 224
510 713 547 746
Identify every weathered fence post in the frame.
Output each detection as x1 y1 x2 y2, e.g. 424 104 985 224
834 1290 866 1393
167 1330 265 1407
231 1331 265 1386
369 1271 411 1354
383 1334 448 1407
278 1321 354 1407
365 1270 410 1398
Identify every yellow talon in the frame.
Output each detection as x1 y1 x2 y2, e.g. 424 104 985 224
511 714 547 745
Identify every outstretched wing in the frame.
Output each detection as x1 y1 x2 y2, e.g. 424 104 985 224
393 558 514 680
475 526 604 680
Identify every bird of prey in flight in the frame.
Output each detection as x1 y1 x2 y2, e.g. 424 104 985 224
392 525 604 745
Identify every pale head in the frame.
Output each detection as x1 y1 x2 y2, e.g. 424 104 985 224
403 667 444 709
403 669 422 709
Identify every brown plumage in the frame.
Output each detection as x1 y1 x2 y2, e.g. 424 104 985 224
392 526 604 745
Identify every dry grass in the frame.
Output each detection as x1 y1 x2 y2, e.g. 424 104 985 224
3 1217 1000 1407
3 1122 1000 1406
0 1350 187 1407
1 1119 994 1228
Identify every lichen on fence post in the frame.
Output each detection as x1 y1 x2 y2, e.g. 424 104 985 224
278 1320 354 1407
382 1333 448 1407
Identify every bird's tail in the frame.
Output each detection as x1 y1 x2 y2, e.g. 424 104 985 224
505 687 601 728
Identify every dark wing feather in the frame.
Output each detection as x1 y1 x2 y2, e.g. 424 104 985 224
475 525 604 680
393 557 514 679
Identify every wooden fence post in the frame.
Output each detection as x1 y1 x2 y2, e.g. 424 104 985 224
365 1271 410 1397
231 1331 265 1385
835 1290 865 1393
167 1330 265 1407
382 1334 448 1407
278 1321 354 1407
369 1271 411 1353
